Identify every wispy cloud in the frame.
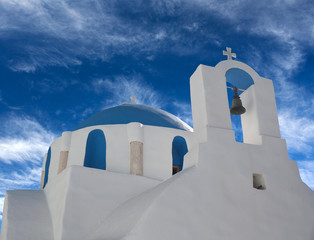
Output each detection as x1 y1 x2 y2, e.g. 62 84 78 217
33 77 69 93
8 62 36 73
0 0 171 71
92 75 165 109
171 101 193 127
1 0 312 73
0 167 41 190
0 0 220 71
278 110 314 155
0 91 23 111
0 114 57 164
193 0 314 47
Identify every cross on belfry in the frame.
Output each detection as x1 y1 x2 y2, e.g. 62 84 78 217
130 95 136 104
223 47 236 60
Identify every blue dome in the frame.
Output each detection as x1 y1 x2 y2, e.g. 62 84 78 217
76 104 192 131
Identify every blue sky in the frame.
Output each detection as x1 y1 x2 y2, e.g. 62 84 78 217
0 0 314 229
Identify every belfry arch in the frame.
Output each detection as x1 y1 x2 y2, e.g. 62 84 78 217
225 68 254 142
84 129 107 170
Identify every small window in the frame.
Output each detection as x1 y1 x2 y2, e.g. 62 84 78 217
172 166 180 175
253 173 266 190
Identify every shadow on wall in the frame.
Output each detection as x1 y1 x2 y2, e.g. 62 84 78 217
84 129 107 170
172 136 188 175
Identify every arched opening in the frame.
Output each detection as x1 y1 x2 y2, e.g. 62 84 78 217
225 68 254 143
172 136 188 175
84 129 106 170
43 147 51 188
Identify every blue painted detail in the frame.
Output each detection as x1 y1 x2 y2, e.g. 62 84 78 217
76 104 191 131
43 147 51 189
225 68 254 91
84 129 106 170
172 136 188 171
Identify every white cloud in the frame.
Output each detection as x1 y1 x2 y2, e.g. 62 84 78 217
297 161 314 190
0 0 312 72
93 75 165 109
193 0 314 47
0 0 215 71
0 0 173 71
0 167 42 189
0 114 57 164
171 101 193 127
81 108 94 118
278 110 314 154
8 62 36 73
7 46 83 72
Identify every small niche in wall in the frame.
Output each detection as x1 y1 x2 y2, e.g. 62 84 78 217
253 173 266 190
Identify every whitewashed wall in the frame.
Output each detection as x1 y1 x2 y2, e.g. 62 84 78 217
44 123 194 185
142 126 193 180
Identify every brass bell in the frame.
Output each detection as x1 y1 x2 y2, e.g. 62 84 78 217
230 87 246 115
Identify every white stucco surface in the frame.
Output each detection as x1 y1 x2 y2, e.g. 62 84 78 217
1 191 53 240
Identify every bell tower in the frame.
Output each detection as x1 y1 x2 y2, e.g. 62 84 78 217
190 48 281 145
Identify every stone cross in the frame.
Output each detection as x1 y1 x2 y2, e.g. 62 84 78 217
223 47 236 60
130 95 136 104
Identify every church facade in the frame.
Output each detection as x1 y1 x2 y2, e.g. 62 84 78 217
1 54 314 240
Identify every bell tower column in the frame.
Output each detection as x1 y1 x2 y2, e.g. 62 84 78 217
240 78 281 144
190 64 234 142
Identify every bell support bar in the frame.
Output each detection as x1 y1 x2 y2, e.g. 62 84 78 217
226 86 245 92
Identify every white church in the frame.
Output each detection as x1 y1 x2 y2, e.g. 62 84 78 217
1 48 314 240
